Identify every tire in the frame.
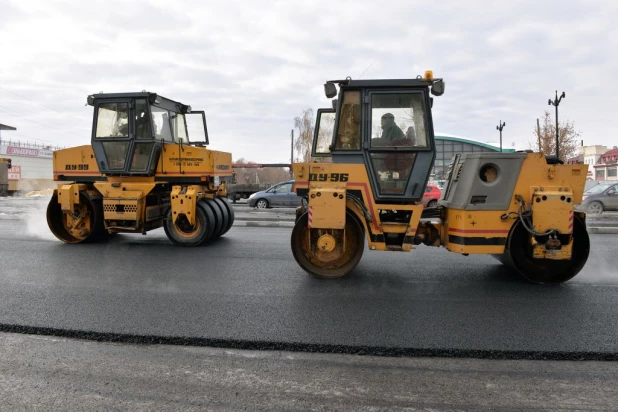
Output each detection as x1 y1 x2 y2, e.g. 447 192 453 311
427 200 438 208
255 199 269 209
587 201 603 215
163 201 213 246
202 199 224 239
218 197 235 235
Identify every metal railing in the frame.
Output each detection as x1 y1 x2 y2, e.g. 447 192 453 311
0 139 63 151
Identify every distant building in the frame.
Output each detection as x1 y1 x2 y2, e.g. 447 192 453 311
579 145 608 167
0 136 59 192
432 134 516 180
593 147 618 181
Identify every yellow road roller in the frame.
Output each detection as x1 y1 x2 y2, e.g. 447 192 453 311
291 72 590 284
47 92 234 246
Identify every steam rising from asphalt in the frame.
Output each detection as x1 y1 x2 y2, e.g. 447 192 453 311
24 195 57 241
577 252 618 283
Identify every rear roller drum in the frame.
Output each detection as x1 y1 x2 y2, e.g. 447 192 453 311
291 211 365 279
164 200 215 246
46 191 105 244
501 218 590 284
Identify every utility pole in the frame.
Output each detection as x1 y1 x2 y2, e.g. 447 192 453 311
290 129 294 178
496 120 506 152
536 118 542 153
548 90 565 160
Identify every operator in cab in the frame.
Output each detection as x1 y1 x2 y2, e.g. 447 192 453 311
380 113 405 144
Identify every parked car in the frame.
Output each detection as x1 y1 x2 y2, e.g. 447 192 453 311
577 183 618 214
248 180 302 208
422 184 442 208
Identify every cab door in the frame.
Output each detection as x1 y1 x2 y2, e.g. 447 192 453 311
92 99 132 173
92 98 160 176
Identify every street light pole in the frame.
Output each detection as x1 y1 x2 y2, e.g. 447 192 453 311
548 90 565 160
290 129 294 178
496 120 505 153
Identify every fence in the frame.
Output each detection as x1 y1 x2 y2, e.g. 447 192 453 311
0 139 63 151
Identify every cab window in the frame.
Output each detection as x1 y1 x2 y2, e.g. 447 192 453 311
135 99 152 139
171 113 189 143
151 106 173 142
334 91 361 150
370 93 427 148
314 110 335 156
95 102 129 138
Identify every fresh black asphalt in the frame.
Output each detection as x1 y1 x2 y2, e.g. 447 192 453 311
1 221 617 359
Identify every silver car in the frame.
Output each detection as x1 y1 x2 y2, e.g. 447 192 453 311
578 183 618 214
248 180 302 209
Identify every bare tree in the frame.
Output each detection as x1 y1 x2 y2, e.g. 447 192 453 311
532 111 580 160
294 108 314 163
232 158 289 185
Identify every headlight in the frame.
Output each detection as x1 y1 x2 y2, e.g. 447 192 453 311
249 193 256 199
582 195 588 201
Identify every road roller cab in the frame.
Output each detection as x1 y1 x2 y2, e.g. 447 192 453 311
291 72 590 284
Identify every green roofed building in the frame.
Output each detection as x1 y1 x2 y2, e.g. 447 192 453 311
433 134 516 180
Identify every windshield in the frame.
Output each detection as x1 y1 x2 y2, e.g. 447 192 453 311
585 184 612 194
371 93 427 148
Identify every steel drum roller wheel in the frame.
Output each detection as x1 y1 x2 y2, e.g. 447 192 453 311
291 211 365 279
504 218 590 284
47 191 105 244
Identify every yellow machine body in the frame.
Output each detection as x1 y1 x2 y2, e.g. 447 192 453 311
290 74 590 284
47 92 236 246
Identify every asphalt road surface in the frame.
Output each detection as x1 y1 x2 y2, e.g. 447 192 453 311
1 205 617 357
3 332 618 411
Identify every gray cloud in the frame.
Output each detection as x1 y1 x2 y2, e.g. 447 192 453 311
0 0 616 160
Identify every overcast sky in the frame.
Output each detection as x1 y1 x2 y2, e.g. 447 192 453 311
0 0 616 162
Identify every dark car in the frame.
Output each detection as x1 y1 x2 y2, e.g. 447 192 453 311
248 180 302 208
577 183 618 214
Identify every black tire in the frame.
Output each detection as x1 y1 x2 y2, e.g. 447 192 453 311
203 199 224 239
587 201 603 215
213 198 230 237
255 199 269 209
427 200 438 208
218 196 235 234
163 200 214 246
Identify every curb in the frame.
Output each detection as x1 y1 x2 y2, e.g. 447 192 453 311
234 216 295 222
232 221 294 228
587 227 618 234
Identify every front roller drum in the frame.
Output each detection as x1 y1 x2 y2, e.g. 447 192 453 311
291 211 365 279
499 217 590 284
46 191 106 244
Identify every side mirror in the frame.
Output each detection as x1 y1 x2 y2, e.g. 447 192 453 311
324 82 337 99
608 189 616 195
431 79 445 96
